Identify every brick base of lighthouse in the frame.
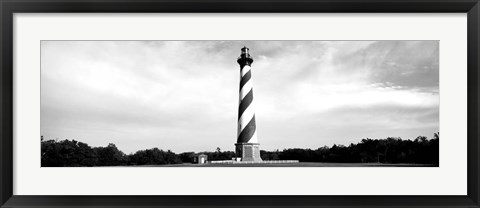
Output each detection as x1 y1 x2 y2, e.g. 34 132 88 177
235 143 263 162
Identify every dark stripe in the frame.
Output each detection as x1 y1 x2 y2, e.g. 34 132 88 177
237 115 256 143
238 90 253 119
239 70 251 89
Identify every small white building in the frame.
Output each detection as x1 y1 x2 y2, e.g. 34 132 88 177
197 154 208 164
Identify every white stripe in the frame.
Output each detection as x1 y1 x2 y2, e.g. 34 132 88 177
241 65 251 76
237 102 255 135
239 79 253 100
246 131 258 143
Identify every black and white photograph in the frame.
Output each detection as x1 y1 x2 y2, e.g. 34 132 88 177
40 40 439 167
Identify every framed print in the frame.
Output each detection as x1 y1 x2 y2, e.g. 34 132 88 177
1 0 479 207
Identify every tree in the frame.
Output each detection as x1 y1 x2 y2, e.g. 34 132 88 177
94 143 126 166
41 138 98 167
128 148 182 165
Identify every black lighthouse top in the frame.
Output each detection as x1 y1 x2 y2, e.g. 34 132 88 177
237 46 254 67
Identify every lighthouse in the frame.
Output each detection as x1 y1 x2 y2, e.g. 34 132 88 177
235 46 262 162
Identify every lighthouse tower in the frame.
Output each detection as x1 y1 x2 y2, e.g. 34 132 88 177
235 47 262 162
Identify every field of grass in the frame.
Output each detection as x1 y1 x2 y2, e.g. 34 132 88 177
134 162 436 167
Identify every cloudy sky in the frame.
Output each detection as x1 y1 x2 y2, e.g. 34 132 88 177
41 41 439 154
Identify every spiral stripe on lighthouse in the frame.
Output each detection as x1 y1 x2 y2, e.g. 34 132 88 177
241 65 251 76
238 116 257 143
237 64 258 144
238 90 253 117
240 80 253 100
240 71 252 90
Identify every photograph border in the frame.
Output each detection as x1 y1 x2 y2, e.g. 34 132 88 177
1 0 479 207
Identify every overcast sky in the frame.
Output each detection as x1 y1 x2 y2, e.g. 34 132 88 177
41 41 439 154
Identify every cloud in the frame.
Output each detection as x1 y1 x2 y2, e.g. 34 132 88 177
330 41 439 89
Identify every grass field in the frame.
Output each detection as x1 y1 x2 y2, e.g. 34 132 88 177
132 162 436 167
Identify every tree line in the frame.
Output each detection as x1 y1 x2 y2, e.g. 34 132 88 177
41 136 181 167
41 133 438 167
261 133 439 165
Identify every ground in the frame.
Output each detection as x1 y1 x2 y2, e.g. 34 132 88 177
132 162 436 167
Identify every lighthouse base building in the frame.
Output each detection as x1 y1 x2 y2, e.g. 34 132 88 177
235 143 262 162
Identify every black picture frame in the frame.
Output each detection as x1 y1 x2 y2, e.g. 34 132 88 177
1 0 479 207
